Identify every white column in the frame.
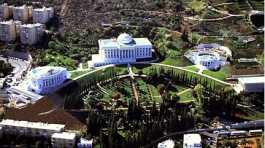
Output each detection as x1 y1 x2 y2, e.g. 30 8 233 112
122 50 124 59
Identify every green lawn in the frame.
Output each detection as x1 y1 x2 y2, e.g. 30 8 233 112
184 65 200 72
237 110 264 121
202 66 231 81
70 70 91 79
178 89 195 103
161 56 192 67
114 65 129 75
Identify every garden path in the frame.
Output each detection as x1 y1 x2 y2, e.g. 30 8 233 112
177 88 192 96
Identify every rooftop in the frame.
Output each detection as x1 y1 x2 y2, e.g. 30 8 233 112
33 7 54 12
183 134 202 144
4 97 86 130
0 20 15 25
99 33 152 48
31 66 67 79
238 76 265 84
158 139 175 148
99 37 152 48
21 23 44 28
0 119 65 131
52 132 76 140
117 33 133 44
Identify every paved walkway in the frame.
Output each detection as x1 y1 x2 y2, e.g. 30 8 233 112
184 4 244 22
96 83 110 95
177 88 192 96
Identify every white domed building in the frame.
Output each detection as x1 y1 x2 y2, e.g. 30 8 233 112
28 66 70 95
89 33 153 67
184 43 232 70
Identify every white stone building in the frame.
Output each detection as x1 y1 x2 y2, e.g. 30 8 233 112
77 138 93 148
0 119 65 137
12 5 30 23
52 132 77 148
89 33 153 67
0 3 12 20
33 7 54 24
158 139 175 148
28 66 70 95
183 134 202 148
184 43 232 70
20 23 45 45
238 76 264 93
0 20 16 42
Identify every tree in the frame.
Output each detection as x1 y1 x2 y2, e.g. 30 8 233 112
189 32 202 45
112 92 121 100
194 84 204 102
157 84 165 95
188 0 207 14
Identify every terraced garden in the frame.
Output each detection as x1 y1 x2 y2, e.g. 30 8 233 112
82 75 196 110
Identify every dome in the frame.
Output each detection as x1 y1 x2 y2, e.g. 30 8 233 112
117 33 133 44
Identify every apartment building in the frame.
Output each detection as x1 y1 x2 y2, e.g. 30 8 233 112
33 7 54 24
0 119 65 137
0 3 12 20
20 23 45 45
13 5 30 23
0 20 16 42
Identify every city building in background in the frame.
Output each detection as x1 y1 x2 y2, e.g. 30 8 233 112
0 20 16 42
0 3 12 20
33 7 54 24
12 5 30 23
20 23 45 45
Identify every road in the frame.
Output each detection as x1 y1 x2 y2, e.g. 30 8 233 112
0 56 30 82
144 120 264 148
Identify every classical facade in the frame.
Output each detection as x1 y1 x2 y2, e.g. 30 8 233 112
0 20 16 42
28 66 70 95
33 7 54 24
89 33 153 67
184 43 232 70
20 23 45 45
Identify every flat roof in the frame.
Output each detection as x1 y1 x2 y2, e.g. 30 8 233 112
183 134 201 144
99 38 152 48
52 132 76 140
0 119 65 131
238 76 265 84
31 66 67 79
